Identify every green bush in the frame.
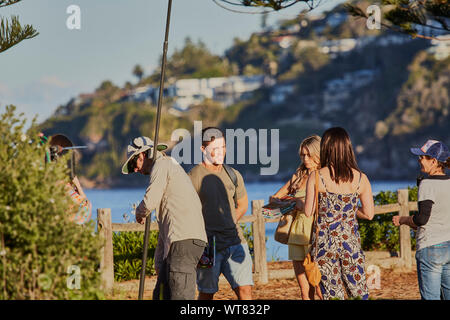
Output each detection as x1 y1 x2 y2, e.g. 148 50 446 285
240 223 255 257
113 231 158 282
112 223 255 282
0 105 104 299
358 187 418 252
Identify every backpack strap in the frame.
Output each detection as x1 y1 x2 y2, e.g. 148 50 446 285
223 164 238 208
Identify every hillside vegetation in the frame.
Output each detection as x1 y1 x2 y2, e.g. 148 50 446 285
38 1 449 187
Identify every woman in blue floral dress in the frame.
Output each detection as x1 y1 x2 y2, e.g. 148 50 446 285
303 127 375 300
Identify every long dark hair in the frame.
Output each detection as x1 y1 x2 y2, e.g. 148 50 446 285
320 127 360 184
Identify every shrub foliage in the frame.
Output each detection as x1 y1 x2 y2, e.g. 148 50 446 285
113 231 158 282
0 106 103 299
358 187 418 252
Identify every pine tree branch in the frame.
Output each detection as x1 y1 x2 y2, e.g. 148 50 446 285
0 15 39 53
0 0 22 8
216 0 316 11
346 2 449 40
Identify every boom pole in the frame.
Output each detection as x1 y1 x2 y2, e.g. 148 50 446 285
138 0 173 300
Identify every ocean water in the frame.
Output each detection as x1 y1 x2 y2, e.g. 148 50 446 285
85 180 415 261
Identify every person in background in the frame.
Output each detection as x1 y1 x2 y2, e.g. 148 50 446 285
188 127 253 300
122 136 207 300
393 139 450 300
48 134 92 225
303 127 374 300
269 135 321 300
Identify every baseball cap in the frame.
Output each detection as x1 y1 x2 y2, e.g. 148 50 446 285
410 140 450 162
121 136 168 174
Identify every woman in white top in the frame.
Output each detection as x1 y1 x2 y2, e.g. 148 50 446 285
393 139 450 300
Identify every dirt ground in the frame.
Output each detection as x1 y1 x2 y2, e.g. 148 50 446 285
111 261 421 300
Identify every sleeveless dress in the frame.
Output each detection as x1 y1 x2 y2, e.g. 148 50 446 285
65 182 92 225
311 172 369 300
288 189 314 261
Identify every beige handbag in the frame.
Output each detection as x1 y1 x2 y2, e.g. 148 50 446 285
274 210 296 244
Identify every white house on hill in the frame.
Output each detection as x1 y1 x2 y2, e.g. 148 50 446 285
427 35 450 60
320 38 357 56
170 77 228 110
169 75 271 110
120 75 273 111
323 69 377 112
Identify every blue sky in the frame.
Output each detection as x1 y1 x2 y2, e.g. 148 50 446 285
0 0 343 123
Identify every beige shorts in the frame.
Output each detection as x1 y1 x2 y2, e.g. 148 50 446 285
288 243 310 261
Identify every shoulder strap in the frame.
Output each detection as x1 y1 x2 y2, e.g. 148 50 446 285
318 170 327 193
314 170 319 220
356 171 362 193
308 171 320 246
312 171 321 259
288 167 303 195
223 164 238 208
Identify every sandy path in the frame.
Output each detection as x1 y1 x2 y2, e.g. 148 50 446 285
111 260 421 300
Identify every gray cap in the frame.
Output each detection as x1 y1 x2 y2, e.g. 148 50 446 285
410 140 450 162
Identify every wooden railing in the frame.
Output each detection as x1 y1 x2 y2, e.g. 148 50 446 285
97 189 417 292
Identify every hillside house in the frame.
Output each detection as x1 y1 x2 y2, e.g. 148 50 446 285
427 35 450 60
273 35 296 49
167 75 270 110
323 69 377 112
213 75 270 107
320 38 357 56
376 34 411 47
270 82 295 105
169 77 228 110
128 86 158 103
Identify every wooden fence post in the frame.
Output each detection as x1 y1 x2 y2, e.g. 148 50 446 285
97 208 114 293
252 200 268 284
398 189 412 270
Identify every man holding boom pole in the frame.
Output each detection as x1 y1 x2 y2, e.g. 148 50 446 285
121 136 207 300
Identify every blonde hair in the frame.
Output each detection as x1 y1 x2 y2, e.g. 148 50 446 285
288 134 321 194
